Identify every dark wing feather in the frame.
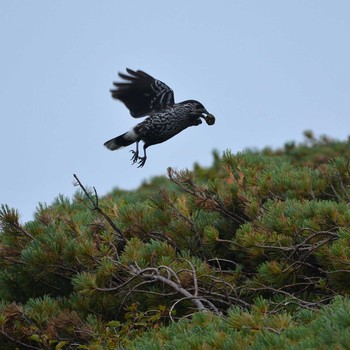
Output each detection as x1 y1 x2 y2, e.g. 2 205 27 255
111 68 175 118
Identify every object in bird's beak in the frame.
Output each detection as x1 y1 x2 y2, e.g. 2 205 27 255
204 113 215 125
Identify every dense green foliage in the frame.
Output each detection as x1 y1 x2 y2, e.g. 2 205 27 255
128 296 350 350
1 132 350 349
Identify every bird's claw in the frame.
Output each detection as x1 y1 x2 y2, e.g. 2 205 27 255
130 150 139 164
130 150 146 167
137 157 146 168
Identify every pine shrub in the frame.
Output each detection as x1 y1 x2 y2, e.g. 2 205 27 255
0 134 350 348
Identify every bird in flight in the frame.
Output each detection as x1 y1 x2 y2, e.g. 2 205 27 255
104 68 215 167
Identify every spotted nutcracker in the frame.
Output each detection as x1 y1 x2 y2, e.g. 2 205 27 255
104 68 215 167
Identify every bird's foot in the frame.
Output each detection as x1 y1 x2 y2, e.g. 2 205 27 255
130 150 146 167
130 150 139 164
137 156 147 168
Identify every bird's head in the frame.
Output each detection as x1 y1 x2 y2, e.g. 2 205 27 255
181 100 215 125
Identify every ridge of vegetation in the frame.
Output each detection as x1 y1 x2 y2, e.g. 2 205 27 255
1 131 350 349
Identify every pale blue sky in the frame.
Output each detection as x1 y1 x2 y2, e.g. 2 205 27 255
1 1 349 222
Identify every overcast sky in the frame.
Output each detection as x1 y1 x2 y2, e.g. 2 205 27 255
1 1 349 223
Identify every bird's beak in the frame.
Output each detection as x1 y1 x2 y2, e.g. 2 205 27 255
192 109 215 125
190 110 207 118
198 109 209 118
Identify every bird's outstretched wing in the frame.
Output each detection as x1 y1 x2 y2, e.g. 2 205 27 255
111 68 175 118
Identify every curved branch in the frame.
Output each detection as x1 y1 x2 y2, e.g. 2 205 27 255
130 264 215 314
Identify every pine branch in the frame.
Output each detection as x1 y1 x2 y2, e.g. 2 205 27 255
0 204 34 239
167 168 246 224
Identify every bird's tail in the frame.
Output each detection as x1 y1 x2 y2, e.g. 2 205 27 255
104 130 138 151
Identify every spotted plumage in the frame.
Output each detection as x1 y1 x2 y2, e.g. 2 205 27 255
104 68 215 167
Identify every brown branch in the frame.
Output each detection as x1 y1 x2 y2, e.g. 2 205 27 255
0 326 42 350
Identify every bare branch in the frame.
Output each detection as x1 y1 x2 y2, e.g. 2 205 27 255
0 325 42 350
73 174 126 243
130 264 217 315
183 259 199 297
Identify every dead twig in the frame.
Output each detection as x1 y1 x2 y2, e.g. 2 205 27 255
73 174 126 243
